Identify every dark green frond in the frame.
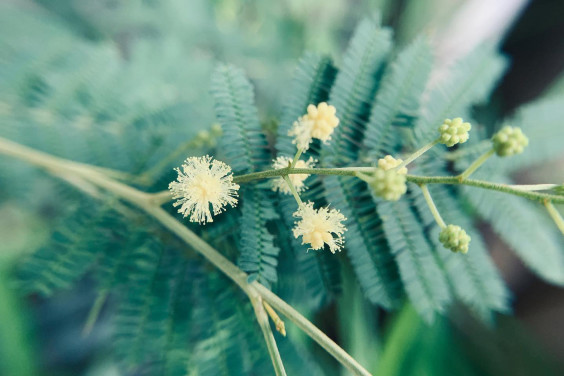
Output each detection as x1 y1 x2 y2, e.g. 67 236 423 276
498 95 564 172
463 179 564 285
16 202 115 295
211 64 271 173
364 37 433 157
324 17 392 165
414 46 508 141
410 182 509 320
324 176 402 309
377 198 451 323
276 53 337 157
238 186 280 288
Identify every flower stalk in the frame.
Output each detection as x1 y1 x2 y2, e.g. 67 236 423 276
457 148 495 181
419 184 446 228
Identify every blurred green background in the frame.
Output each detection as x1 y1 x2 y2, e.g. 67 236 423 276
1 0 564 375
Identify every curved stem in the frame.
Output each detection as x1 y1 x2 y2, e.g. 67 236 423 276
396 139 440 169
0 136 371 376
283 175 304 208
253 283 372 376
420 185 446 228
545 201 564 236
457 148 494 180
251 296 287 376
290 148 304 169
232 166 564 204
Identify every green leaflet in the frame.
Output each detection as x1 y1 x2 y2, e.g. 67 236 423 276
377 198 451 323
275 52 341 307
211 63 271 174
323 17 393 165
15 202 114 295
463 178 564 285
409 180 509 321
237 186 280 288
414 45 508 142
211 64 280 288
324 175 402 309
497 95 564 172
364 36 433 158
276 53 337 158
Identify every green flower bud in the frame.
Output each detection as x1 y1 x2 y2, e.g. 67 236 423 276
439 224 470 254
491 126 528 157
438 118 471 147
367 167 407 201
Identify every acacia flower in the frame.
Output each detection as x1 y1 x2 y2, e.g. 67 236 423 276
439 224 471 254
271 156 316 194
492 126 529 157
438 118 471 147
365 167 407 201
378 155 408 175
293 202 347 254
289 102 340 150
169 155 239 224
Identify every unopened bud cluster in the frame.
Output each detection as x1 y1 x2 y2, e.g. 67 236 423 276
491 126 528 157
439 225 471 254
438 118 471 147
367 167 407 202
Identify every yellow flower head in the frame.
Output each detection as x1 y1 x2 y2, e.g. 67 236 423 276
271 156 316 194
293 202 347 254
169 156 239 224
378 155 408 175
289 102 340 150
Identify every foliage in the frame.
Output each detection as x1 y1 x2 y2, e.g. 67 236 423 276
1 2 564 375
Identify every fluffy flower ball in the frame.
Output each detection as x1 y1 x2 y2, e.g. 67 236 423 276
439 224 471 254
271 156 316 194
378 155 408 175
438 118 471 147
368 167 407 201
169 156 239 224
293 202 347 254
289 102 340 150
491 126 529 157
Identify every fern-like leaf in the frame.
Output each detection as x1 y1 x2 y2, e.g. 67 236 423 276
414 46 508 141
324 17 392 165
377 198 451 323
211 63 271 173
276 53 337 157
462 178 564 285
364 37 433 157
324 176 402 309
238 186 280 287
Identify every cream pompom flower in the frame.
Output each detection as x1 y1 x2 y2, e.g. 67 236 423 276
378 155 408 175
169 156 239 224
289 102 340 150
271 156 316 194
293 202 347 254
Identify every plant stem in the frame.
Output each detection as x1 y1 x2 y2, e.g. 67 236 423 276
283 175 304 208
457 148 494 180
251 296 287 376
406 175 564 204
420 185 446 228
290 148 304 168
82 290 108 337
544 201 564 236
231 166 564 204
397 139 440 169
0 136 371 376
253 283 372 376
